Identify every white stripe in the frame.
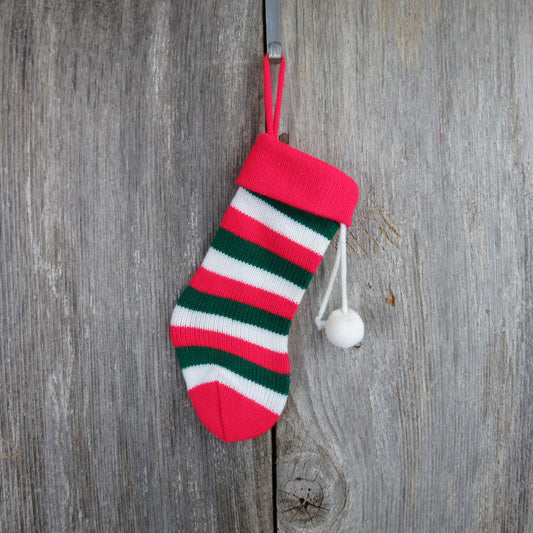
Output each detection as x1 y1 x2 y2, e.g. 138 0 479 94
231 188 331 255
171 306 288 353
201 248 305 304
183 364 287 415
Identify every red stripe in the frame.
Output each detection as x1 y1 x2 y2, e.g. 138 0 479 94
170 326 290 374
220 206 322 273
189 266 298 320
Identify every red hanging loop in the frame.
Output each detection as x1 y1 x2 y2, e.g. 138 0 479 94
263 54 286 139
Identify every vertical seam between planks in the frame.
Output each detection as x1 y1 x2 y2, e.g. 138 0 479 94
271 425 278 532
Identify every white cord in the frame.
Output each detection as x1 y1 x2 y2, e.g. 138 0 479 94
340 222 348 314
315 223 348 330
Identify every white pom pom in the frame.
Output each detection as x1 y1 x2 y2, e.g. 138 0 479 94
324 308 364 348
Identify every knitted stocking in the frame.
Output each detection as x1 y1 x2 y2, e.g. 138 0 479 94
170 57 359 442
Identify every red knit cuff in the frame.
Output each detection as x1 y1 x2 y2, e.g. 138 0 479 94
236 133 359 226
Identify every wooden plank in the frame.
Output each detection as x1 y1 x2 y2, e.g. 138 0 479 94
276 1 533 532
0 1 273 531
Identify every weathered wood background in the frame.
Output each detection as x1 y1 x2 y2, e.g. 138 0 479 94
1 1 532 531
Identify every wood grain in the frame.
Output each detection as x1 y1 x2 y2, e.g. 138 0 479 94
0 1 272 532
277 1 533 532
0 1 532 532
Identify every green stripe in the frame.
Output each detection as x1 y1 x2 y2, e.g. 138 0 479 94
211 229 313 289
247 190 339 239
178 286 291 335
176 346 290 395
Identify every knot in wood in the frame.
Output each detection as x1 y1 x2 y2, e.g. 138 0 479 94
280 476 329 524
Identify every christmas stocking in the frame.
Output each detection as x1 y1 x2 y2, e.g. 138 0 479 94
170 56 360 442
